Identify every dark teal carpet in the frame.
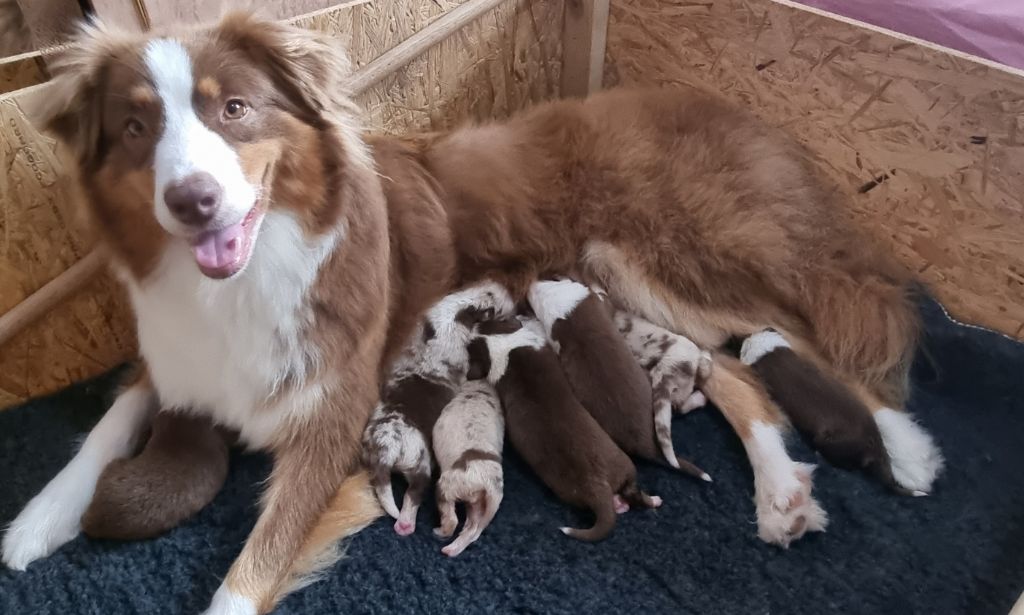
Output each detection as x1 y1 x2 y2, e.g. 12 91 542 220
2 298 1023 614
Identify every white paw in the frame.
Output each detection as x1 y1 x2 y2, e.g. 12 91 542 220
874 408 944 493
754 462 828 548
203 585 257 615
3 487 84 570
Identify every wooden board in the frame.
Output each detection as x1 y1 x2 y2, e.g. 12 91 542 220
605 0 1024 338
0 0 563 406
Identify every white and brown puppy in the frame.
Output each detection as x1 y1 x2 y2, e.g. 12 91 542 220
432 380 504 557
528 279 708 480
611 305 713 467
364 282 513 536
468 316 661 542
740 329 924 496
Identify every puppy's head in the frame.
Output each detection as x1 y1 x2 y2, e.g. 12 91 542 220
35 14 361 280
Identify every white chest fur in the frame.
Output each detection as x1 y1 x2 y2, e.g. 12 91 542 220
123 211 340 449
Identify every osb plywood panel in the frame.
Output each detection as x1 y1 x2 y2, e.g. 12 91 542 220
0 0 561 406
605 0 1024 338
359 0 563 132
0 53 47 94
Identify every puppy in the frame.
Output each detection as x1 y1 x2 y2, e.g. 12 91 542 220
468 316 660 542
528 279 708 480
432 380 504 557
364 282 513 535
611 306 713 470
81 412 231 540
741 329 922 496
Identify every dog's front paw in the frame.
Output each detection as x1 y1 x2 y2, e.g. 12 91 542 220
202 585 257 615
874 408 944 493
754 462 827 548
2 488 83 570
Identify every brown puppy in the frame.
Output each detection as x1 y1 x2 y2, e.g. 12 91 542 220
528 279 708 481
82 412 231 540
468 316 660 541
740 329 923 496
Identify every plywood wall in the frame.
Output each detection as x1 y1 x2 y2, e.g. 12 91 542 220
605 0 1024 338
0 0 564 407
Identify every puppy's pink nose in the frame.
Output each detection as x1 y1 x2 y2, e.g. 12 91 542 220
164 172 222 226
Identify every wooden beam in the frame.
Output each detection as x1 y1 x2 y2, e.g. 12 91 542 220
0 0 517 349
560 0 610 98
12 0 83 51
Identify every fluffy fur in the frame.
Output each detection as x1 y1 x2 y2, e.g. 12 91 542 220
6 14 937 607
432 380 505 557
363 282 513 535
82 411 232 540
468 317 660 542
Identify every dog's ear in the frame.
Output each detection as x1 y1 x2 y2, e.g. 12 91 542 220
466 338 491 381
30 21 130 166
216 12 353 122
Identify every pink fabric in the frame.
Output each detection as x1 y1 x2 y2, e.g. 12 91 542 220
799 0 1024 71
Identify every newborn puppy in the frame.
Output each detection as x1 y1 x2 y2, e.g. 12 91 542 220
82 412 231 540
611 306 713 470
432 380 504 557
528 279 708 480
468 316 660 541
364 281 514 536
741 329 920 496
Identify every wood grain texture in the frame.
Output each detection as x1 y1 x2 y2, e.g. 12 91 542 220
0 0 563 406
560 0 609 97
605 0 1024 338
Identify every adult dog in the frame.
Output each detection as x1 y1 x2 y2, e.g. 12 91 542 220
2 13 941 614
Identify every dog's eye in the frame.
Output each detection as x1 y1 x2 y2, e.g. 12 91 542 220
223 99 249 120
124 118 145 138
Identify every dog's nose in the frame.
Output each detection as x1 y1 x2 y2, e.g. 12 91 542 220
164 172 222 226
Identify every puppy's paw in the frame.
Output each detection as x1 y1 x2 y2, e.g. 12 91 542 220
755 462 827 548
394 519 415 536
874 408 944 493
3 487 84 570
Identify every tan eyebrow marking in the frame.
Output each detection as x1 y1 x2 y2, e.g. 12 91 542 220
129 85 156 105
197 76 221 99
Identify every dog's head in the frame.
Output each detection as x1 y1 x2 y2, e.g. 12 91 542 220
36 13 361 280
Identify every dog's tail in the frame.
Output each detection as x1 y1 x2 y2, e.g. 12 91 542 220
797 266 920 407
370 465 401 519
560 490 617 542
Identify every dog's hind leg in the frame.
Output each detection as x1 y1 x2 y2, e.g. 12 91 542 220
704 354 828 547
2 373 156 570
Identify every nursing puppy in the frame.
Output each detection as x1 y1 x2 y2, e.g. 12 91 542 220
432 380 504 557
468 316 660 541
528 279 708 480
741 330 922 496
82 412 231 540
611 305 713 465
364 282 513 536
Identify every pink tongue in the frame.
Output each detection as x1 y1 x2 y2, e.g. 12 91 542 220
190 222 245 271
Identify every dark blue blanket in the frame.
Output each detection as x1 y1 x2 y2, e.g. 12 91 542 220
2 299 1023 614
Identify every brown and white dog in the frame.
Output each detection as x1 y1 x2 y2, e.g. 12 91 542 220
432 379 505 557
363 281 513 536
527 278 708 480
2 11 941 611
467 316 661 541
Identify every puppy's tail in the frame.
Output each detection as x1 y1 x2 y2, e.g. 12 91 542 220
560 491 617 542
371 466 401 519
673 456 712 482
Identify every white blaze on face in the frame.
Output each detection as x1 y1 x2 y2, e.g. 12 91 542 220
145 39 263 279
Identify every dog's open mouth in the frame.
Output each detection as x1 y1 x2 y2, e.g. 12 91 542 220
189 200 267 279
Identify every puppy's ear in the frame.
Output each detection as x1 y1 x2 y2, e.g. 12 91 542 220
216 13 354 122
466 338 491 381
